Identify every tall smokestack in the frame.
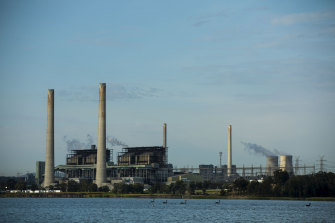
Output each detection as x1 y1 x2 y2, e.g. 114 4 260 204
227 125 232 177
163 123 168 164
163 123 167 148
44 89 54 187
96 83 107 187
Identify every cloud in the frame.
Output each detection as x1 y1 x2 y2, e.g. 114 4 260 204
59 83 162 102
193 10 228 27
272 11 335 25
193 20 210 27
253 41 281 49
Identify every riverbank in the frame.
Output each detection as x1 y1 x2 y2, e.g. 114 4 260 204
1 192 335 201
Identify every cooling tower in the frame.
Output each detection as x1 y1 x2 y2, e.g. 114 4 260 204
96 83 107 187
280 155 293 174
44 89 55 187
266 156 278 176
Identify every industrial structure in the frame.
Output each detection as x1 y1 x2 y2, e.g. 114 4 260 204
280 155 293 174
96 83 107 187
35 161 45 185
227 125 232 177
43 89 55 187
49 83 173 185
266 156 279 176
37 83 321 188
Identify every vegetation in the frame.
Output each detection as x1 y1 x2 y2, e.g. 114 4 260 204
1 171 334 200
237 170 335 197
112 183 143 194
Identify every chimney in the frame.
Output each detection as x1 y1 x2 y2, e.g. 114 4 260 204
227 125 232 177
96 83 107 187
44 89 55 187
163 123 167 148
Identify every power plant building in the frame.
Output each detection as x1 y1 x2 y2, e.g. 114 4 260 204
56 145 172 184
280 155 293 174
266 156 279 176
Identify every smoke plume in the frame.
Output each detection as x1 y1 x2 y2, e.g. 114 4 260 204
241 142 277 156
63 134 95 151
107 136 127 147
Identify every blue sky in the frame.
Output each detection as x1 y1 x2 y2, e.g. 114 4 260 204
1 0 335 176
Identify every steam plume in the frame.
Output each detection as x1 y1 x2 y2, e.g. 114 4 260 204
63 134 95 151
241 142 276 156
107 136 127 147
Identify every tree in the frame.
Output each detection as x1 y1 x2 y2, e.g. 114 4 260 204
6 178 17 190
233 178 248 194
29 183 38 191
99 185 110 192
247 181 259 195
67 180 79 192
188 182 196 195
202 181 210 195
169 183 176 194
258 177 273 196
273 170 289 186
15 181 27 191
133 183 144 193
88 183 98 192
55 182 67 192
175 180 187 195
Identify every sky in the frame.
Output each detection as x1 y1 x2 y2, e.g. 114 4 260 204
0 0 335 176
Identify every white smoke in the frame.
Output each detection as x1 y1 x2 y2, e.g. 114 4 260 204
63 134 95 151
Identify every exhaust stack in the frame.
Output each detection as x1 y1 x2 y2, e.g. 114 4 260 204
163 123 167 148
227 125 232 177
96 83 107 187
44 89 55 187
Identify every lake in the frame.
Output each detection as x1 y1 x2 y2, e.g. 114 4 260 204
0 198 334 222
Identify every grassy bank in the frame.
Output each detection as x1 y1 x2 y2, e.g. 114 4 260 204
1 192 335 201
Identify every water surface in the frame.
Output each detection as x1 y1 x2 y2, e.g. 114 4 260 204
0 198 334 222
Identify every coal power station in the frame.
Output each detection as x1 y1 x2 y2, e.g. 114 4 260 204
40 83 172 187
37 83 310 188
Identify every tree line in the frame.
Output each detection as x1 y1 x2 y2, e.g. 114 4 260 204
230 170 335 197
1 171 334 197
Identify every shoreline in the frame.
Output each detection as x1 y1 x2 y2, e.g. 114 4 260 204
1 193 335 201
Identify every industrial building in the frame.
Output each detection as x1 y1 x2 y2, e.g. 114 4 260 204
38 83 173 187
38 83 315 188
55 145 172 184
35 161 45 185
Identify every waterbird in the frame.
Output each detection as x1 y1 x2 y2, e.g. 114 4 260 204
306 203 311 207
180 200 187 204
163 200 168 204
216 200 221 204
150 199 155 203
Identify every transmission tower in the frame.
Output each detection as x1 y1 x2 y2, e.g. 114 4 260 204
320 156 327 172
295 156 300 175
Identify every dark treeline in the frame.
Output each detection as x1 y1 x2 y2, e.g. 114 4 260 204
231 171 335 197
2 171 334 197
0 177 39 191
148 171 335 197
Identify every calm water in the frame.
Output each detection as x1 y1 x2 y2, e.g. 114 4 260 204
0 198 335 223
